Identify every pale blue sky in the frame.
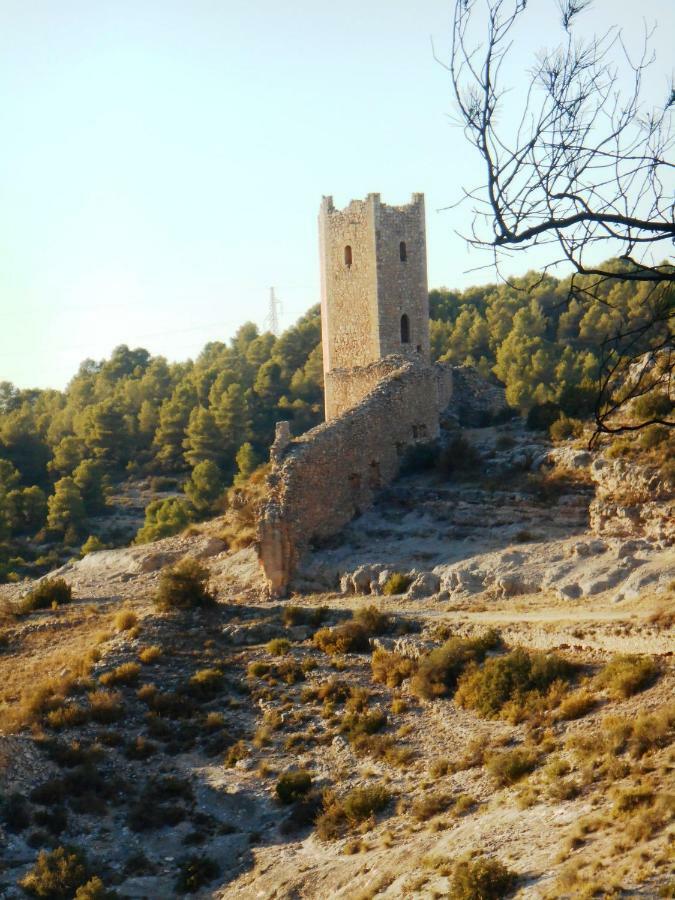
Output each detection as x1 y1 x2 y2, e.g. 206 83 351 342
1 0 672 389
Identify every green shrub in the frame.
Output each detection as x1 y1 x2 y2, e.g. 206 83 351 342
487 749 538 786
557 382 596 418
455 647 576 718
266 638 291 656
175 855 219 894
19 846 89 899
19 579 72 614
353 605 390 633
150 476 178 493
595 654 659 699
450 856 517 899
436 433 481 476
2 792 31 832
632 391 673 421
154 559 214 612
382 573 412 596
549 415 584 441
527 402 561 431
410 630 501 700
80 536 105 557
640 424 670 449
276 770 312 804
134 497 192 544
282 605 328 627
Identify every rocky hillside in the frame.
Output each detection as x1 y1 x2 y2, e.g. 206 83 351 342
0 422 673 899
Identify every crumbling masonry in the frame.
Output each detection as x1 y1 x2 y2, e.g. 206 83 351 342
257 193 502 595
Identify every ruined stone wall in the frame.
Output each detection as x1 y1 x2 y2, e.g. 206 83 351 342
325 357 454 421
324 357 406 421
258 360 442 595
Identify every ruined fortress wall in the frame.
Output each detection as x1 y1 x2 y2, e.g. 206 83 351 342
324 357 407 421
374 194 430 363
325 357 454 422
258 361 441 595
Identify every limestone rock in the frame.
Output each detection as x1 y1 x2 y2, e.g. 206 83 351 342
406 572 441 599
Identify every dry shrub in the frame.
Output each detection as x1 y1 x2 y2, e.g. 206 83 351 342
276 770 312 804
371 648 416 688
19 846 89 899
486 748 538 786
411 792 453 821
18 578 73 614
612 785 673 844
341 710 387 740
452 737 487 772
595 654 659 699
350 733 413 766
555 689 598 721
353 605 390 633
266 638 291 656
87 690 123 724
2 642 99 733
154 558 215 612
313 622 369 654
75 876 116 898
382 573 412 596
219 465 269 550
138 645 162 664
99 663 141 687
175 855 219 894
316 785 390 841
410 630 501 700
187 668 224 698
282 604 328 627
301 678 351 705
114 609 138 632
455 647 576 719
453 794 476 816
450 856 517 900
46 704 90 731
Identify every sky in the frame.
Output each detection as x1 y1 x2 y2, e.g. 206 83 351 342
0 0 672 390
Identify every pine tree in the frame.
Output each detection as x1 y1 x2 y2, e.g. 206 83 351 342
184 460 224 515
234 442 258 485
47 477 86 535
213 383 249 460
73 459 108 515
183 407 222 468
153 382 197 471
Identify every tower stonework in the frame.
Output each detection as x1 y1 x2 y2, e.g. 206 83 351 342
319 193 430 419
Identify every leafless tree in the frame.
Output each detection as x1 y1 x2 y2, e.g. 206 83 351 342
445 0 674 436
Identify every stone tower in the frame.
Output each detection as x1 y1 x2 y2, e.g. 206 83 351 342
319 193 430 420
